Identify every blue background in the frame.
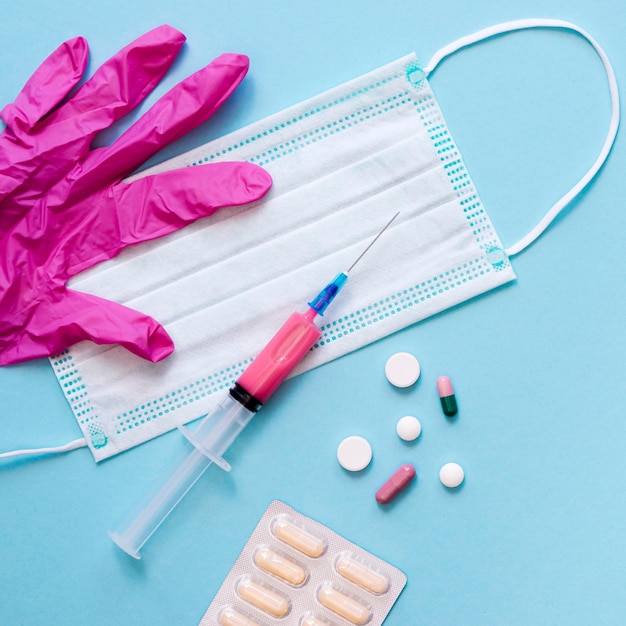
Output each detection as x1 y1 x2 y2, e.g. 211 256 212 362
1 1 625 624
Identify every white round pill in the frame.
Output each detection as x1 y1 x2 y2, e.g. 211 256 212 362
396 415 422 441
385 352 421 387
337 436 372 472
439 462 465 488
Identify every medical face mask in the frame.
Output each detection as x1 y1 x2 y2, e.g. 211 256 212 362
10 19 615 463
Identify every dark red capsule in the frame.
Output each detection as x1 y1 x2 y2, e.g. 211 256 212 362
375 463 416 504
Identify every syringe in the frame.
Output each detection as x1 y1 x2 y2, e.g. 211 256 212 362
109 212 399 558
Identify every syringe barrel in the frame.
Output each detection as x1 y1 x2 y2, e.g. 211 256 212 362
109 393 255 558
236 311 321 403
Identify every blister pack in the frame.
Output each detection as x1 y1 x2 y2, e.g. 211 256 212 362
199 500 407 626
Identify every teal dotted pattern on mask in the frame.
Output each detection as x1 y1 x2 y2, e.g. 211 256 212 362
51 353 258 441
189 70 407 168
112 358 254 434
49 352 108 449
405 63 510 272
247 94 411 168
313 259 490 347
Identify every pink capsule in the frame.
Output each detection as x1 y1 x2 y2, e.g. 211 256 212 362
375 463 416 504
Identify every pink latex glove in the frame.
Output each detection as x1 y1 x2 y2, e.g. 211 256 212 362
0 25 186 235
0 26 272 365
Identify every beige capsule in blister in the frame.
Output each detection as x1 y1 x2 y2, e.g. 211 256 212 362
218 606 263 626
236 577 291 618
254 546 308 586
300 612 340 626
271 515 326 558
317 582 372 625
335 553 389 595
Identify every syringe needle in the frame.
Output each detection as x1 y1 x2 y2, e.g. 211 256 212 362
346 211 400 273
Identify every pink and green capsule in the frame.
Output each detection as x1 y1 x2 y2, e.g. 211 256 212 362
437 375 458 417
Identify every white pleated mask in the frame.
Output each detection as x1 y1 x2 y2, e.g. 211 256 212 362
12 19 616 462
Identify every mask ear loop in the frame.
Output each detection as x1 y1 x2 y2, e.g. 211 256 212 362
0 437 88 461
423 18 620 257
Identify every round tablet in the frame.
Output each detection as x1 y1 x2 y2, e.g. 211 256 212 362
439 462 464 488
396 415 422 441
385 352 420 387
337 436 372 472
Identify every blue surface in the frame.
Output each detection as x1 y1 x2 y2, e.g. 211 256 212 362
1 2 625 625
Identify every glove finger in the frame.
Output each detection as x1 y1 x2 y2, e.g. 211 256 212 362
0 289 174 365
74 53 250 190
0 26 185 213
47 25 186 141
0 36 88 130
64 162 272 276
0 37 87 205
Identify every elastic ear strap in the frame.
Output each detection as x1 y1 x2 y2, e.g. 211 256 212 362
424 19 620 257
0 437 87 461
